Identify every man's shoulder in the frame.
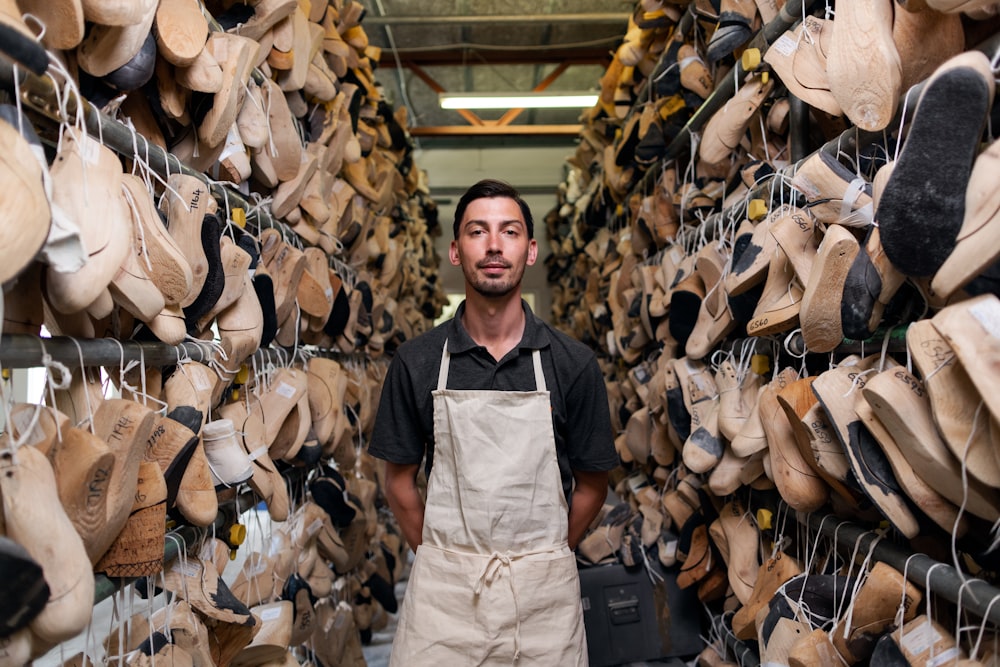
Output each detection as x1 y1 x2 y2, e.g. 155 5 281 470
538 319 597 367
393 318 451 363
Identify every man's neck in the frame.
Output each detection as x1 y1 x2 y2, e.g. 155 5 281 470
461 292 526 361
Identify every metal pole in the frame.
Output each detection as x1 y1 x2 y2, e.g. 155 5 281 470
802 512 1000 629
363 13 631 26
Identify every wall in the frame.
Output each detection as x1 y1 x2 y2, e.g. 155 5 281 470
413 144 575 324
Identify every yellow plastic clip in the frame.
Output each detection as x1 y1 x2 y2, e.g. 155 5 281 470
756 508 773 531
747 198 768 221
761 71 769 85
751 354 771 376
235 364 250 385
231 388 240 401
1 369 10 380
741 48 762 72
232 207 247 229
229 523 247 547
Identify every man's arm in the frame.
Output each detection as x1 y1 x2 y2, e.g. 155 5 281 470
384 461 426 550
567 469 608 550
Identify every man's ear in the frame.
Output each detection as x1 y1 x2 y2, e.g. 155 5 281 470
449 239 461 266
526 239 538 266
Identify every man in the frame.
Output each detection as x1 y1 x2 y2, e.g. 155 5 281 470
369 179 617 665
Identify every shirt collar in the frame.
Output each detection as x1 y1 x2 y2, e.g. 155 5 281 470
447 299 551 354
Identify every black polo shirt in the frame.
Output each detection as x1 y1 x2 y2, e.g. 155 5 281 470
368 300 618 503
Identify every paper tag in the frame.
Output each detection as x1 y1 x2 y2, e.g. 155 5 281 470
970 299 1000 339
633 366 651 384
307 518 323 537
10 410 42 446
901 618 941 656
192 370 212 392
175 560 202 578
325 287 334 300
260 606 283 622
249 558 269 577
79 136 100 166
275 381 296 399
663 540 678 560
247 445 268 462
771 33 797 57
927 648 961 667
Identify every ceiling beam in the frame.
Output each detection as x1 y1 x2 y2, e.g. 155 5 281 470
377 47 612 69
410 125 582 137
364 13 629 26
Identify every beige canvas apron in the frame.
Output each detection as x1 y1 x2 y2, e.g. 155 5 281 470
389 342 588 666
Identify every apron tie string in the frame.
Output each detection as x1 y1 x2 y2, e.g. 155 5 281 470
474 552 522 662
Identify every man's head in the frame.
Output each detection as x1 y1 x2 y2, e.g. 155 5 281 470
450 179 537 299
452 179 534 240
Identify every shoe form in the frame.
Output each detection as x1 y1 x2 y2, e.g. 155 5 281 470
699 72 774 164
759 368 828 512
686 242 737 360
673 357 723 474
745 245 803 337
200 418 254 488
121 175 194 307
731 550 803 640
764 17 841 116
77 0 157 76
878 51 995 277
89 399 157 564
197 32 259 148
827 0 901 131
0 106 50 287
164 361 218 428
913 309 1000 479
175 45 223 93
216 398 289 521
234 601 294 666
730 382 768 457
855 376 968 537
725 205 784 297
892 1 964 91
775 375 861 507
154 0 208 67
863 343 1000 523
162 174 214 307
790 152 873 228
933 139 1000 298
0 442 94 645
830 562 921 664
46 130 131 315
800 223 859 353
15 0 84 50
94 459 167 578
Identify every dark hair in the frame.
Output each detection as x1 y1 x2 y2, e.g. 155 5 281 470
452 179 534 240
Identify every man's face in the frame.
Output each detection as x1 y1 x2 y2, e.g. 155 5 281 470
450 196 537 298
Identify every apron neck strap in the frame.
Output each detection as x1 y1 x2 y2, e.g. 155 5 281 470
437 341 547 392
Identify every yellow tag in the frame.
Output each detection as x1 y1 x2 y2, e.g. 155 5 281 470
236 364 250 385
756 508 773 530
741 48 762 72
751 354 771 375
761 71 769 85
657 94 686 120
231 388 240 401
232 207 246 229
229 550 238 561
1 369 10 380
229 523 247 547
747 199 768 221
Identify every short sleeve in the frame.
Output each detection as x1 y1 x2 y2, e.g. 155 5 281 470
564 355 618 471
368 353 428 465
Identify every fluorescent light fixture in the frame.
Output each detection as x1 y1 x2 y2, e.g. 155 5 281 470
439 91 599 109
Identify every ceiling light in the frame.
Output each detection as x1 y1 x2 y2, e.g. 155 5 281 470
439 92 598 110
